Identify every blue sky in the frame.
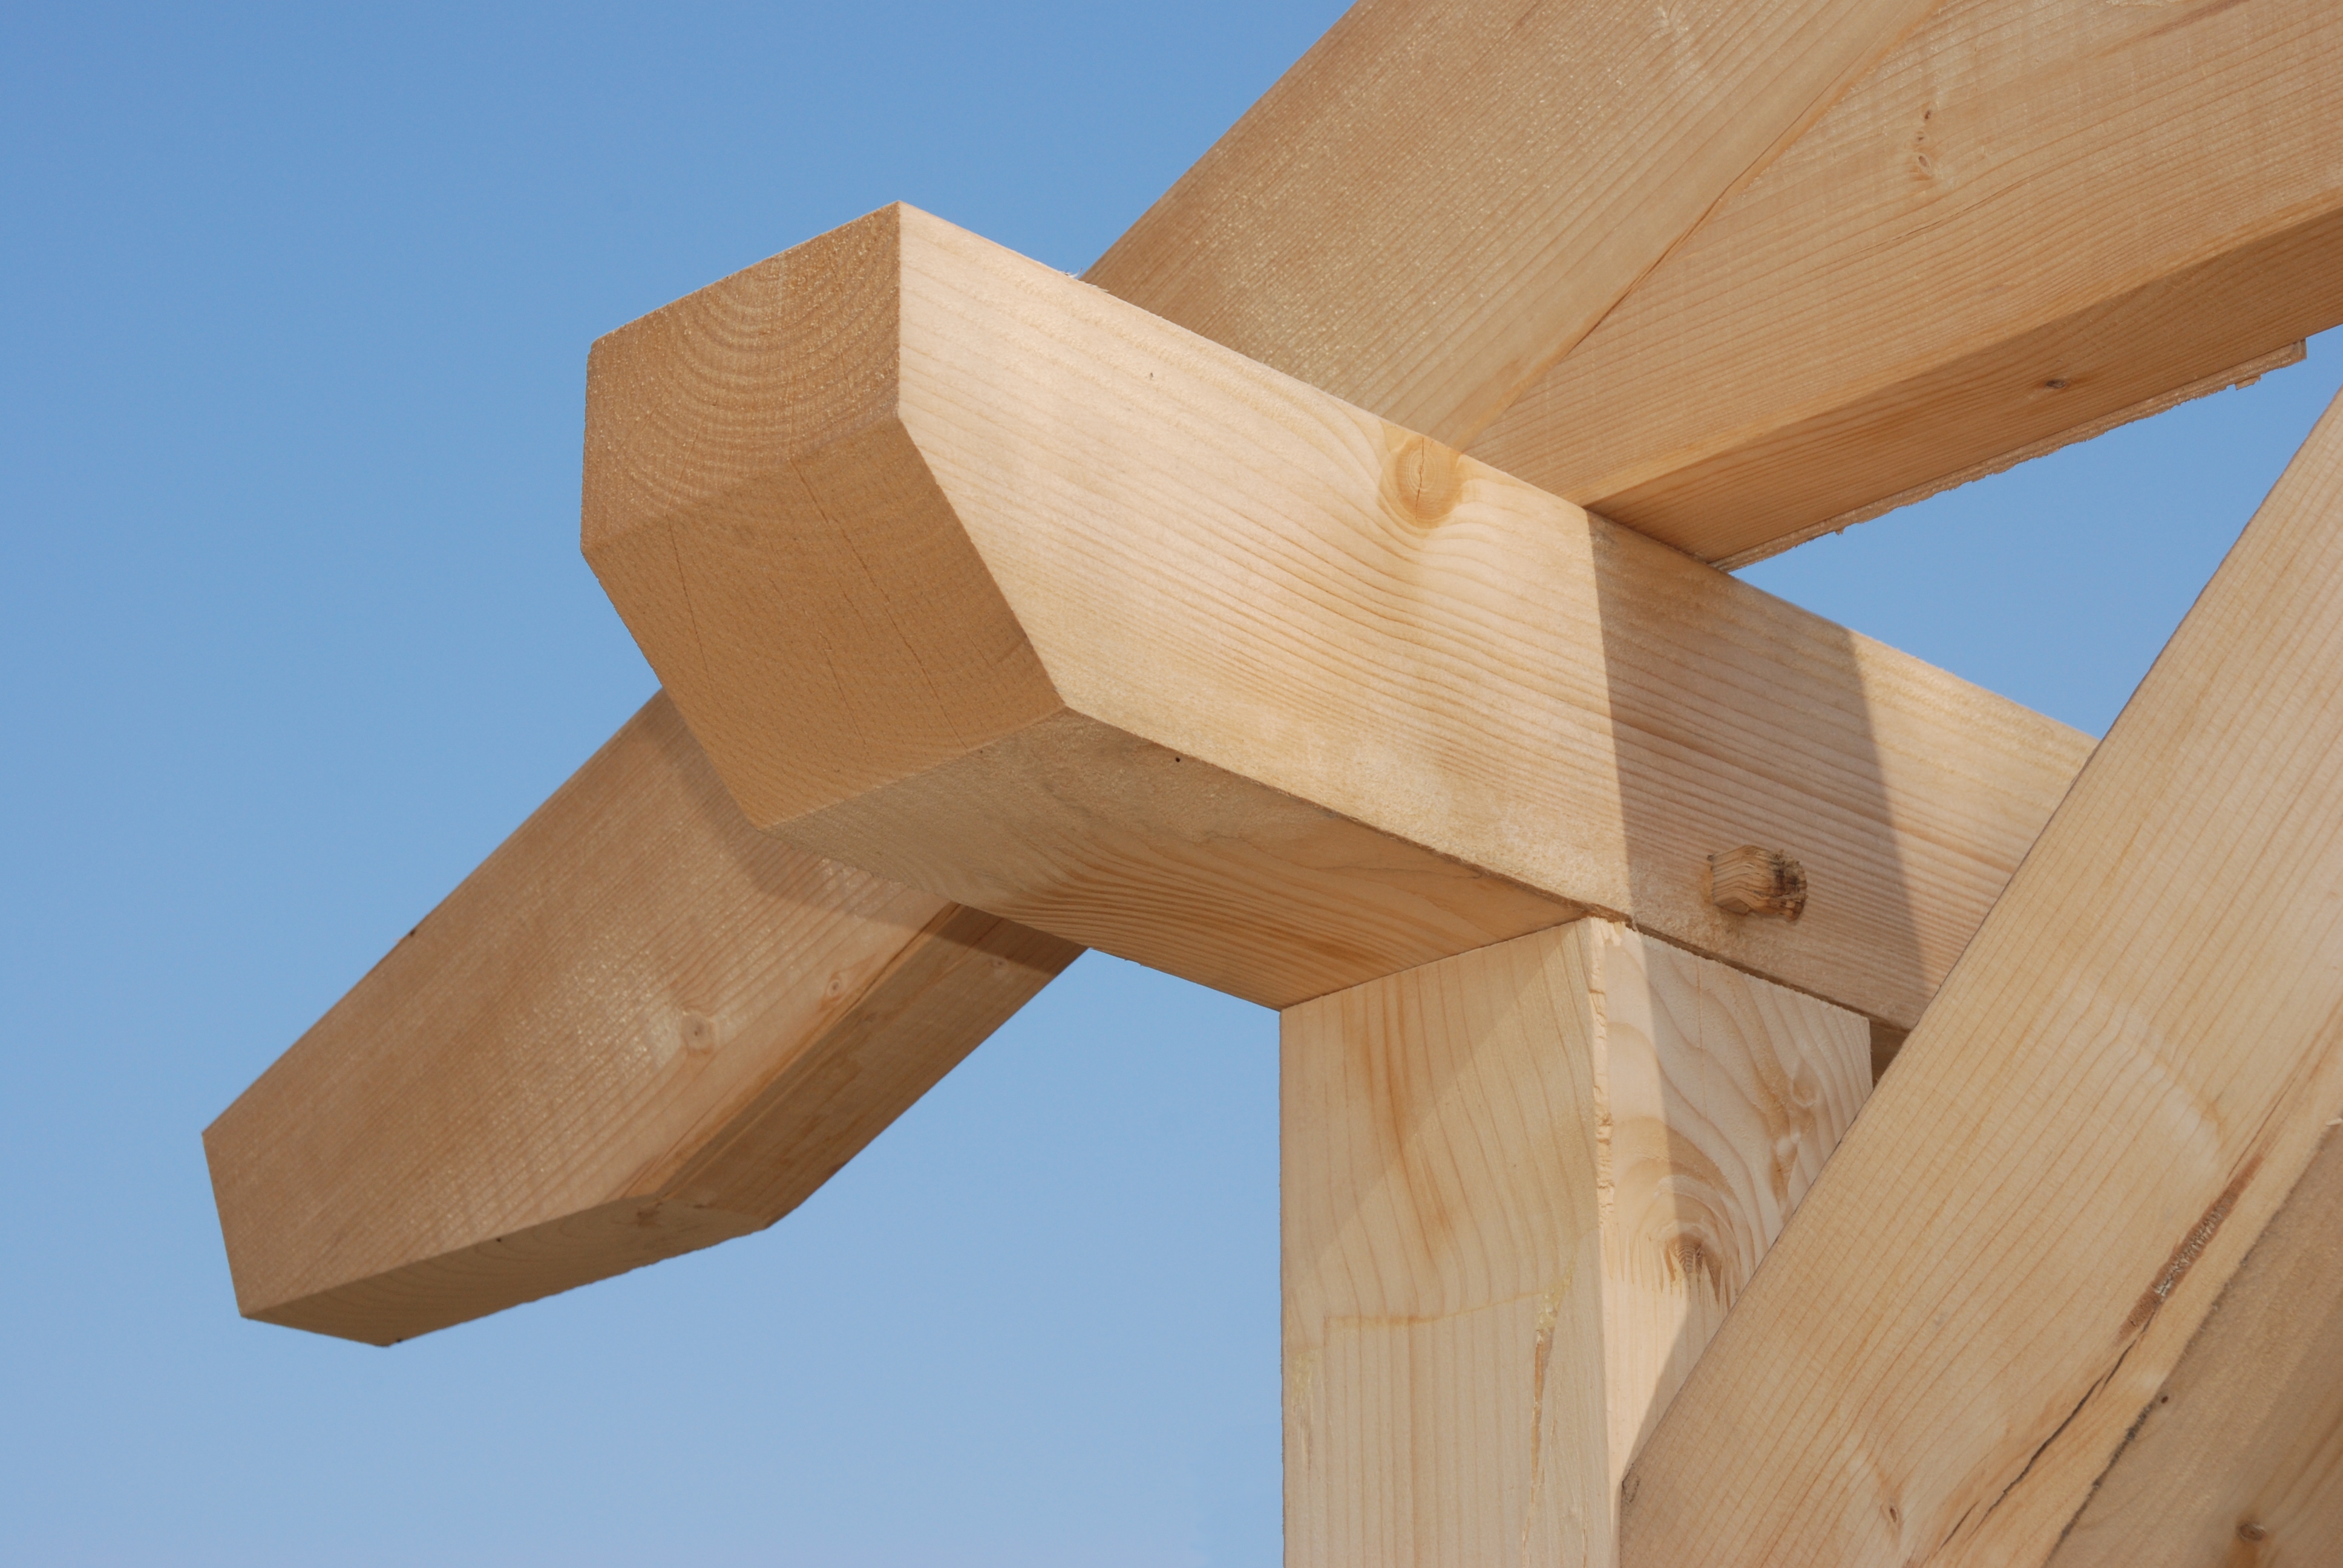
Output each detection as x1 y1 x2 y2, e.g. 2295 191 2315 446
4 4 2336 1564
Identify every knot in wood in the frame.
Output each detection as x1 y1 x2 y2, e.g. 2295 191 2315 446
1382 430 1463 526
1709 845 1806 921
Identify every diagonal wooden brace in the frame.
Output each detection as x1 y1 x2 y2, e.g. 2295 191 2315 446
1618 385 2343 1566
585 204 2091 1027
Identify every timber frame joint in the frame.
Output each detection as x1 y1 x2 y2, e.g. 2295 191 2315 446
209 2 2343 1560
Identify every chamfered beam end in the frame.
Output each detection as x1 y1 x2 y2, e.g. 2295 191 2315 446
219 1195 770 1348
585 204 1587 1009
584 204 1066 837
585 205 2091 1024
205 693 1077 1346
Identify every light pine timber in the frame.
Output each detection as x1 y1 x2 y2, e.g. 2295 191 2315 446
584 205 2093 1028
1615 386 2343 1567
1472 0 2343 566
2048 1125 2343 1568
205 694 1075 1345
1084 0 1940 449
214 0 1964 1342
1283 920 1872 1567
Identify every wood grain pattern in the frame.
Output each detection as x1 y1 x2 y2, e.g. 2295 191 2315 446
216 0 1957 1343
1473 0 2343 565
1617 387 2343 1566
204 694 1076 1345
1283 920 1870 1566
588 206 2091 1024
1085 0 1938 448
224 0 2193 1347
1774 343 2309 567
2048 1126 2343 1568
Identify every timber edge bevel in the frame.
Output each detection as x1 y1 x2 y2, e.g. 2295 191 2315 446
205 693 1077 1345
585 202 2092 1028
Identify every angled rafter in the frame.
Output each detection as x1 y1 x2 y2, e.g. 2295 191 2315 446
1086 0 1941 448
206 696 1075 1344
1473 0 2343 566
585 206 2091 1029
1617 387 2343 1566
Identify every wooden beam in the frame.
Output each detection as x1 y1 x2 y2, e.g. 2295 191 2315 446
1615 386 2343 1565
215 0 1963 1341
1472 0 2343 566
1085 0 1939 448
2047 1125 2343 1567
1283 919 1872 1565
585 205 2091 1027
205 694 1075 1345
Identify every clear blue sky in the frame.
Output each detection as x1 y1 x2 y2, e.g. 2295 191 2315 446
3 5 2336 1564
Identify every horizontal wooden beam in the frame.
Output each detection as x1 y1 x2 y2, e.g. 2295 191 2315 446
1616 386 2343 1564
1472 0 2343 565
1086 0 1938 449
585 205 2091 1027
205 694 1075 1345
2048 1126 2343 1567
1283 920 1872 1566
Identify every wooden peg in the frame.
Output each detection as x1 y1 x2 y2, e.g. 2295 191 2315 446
1708 845 1806 920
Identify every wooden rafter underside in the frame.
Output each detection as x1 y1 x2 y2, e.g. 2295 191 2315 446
205 697 1076 1342
1472 0 2343 567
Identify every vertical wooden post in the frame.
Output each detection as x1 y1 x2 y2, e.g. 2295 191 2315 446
1281 920 1871 1565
